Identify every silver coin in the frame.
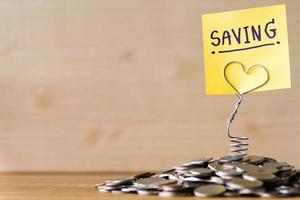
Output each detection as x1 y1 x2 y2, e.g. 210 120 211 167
134 177 176 189
215 166 243 177
132 172 155 179
264 157 278 163
98 188 110 193
189 168 214 177
223 191 240 197
182 181 203 188
111 190 123 194
280 165 294 172
190 156 213 165
246 155 266 164
239 188 265 195
289 170 297 177
256 191 283 197
275 185 291 192
159 169 175 175
226 178 263 189
259 165 279 174
179 175 207 182
208 161 223 171
241 156 250 162
275 185 300 195
219 155 243 163
215 174 234 180
137 189 159 195
243 171 276 182
105 179 132 187
158 173 172 179
173 165 190 171
98 185 123 191
222 162 238 169
159 190 191 197
262 161 283 169
279 170 295 178
209 176 225 184
234 163 261 172
181 162 197 167
160 183 186 191
167 173 179 180
121 186 138 193
194 184 226 197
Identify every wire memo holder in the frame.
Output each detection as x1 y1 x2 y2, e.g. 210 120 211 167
223 61 270 159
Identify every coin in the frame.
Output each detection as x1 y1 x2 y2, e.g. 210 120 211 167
243 171 276 182
208 161 223 171
132 172 155 179
226 178 263 189
159 190 192 197
234 163 261 172
189 168 214 177
173 165 191 171
239 188 265 195
264 157 278 163
182 181 203 188
180 176 207 182
219 155 243 163
134 177 176 189
190 157 213 165
246 155 266 164
98 185 123 191
262 161 283 168
215 166 243 177
275 185 300 195
259 165 279 174
223 191 240 197
280 165 294 172
256 190 283 197
105 179 132 187
98 188 111 193
194 184 226 197
160 183 185 191
111 190 123 194
137 189 159 195
209 176 225 184
121 186 137 193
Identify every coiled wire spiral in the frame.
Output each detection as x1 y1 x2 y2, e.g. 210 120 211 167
226 93 249 157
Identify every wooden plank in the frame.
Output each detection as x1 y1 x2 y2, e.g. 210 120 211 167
0 0 299 172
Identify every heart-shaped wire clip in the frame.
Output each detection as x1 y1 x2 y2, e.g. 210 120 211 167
223 61 270 95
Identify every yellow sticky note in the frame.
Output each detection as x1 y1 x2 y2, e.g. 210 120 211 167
202 4 291 95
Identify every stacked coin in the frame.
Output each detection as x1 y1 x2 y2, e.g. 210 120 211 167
95 155 300 197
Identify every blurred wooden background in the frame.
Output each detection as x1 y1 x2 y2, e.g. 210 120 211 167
0 0 299 172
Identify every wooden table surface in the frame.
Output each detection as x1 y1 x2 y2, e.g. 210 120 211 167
0 172 299 200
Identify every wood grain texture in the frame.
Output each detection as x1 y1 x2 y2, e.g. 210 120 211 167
0 172 299 200
0 0 299 172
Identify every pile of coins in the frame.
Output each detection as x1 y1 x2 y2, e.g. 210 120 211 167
95 155 300 197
